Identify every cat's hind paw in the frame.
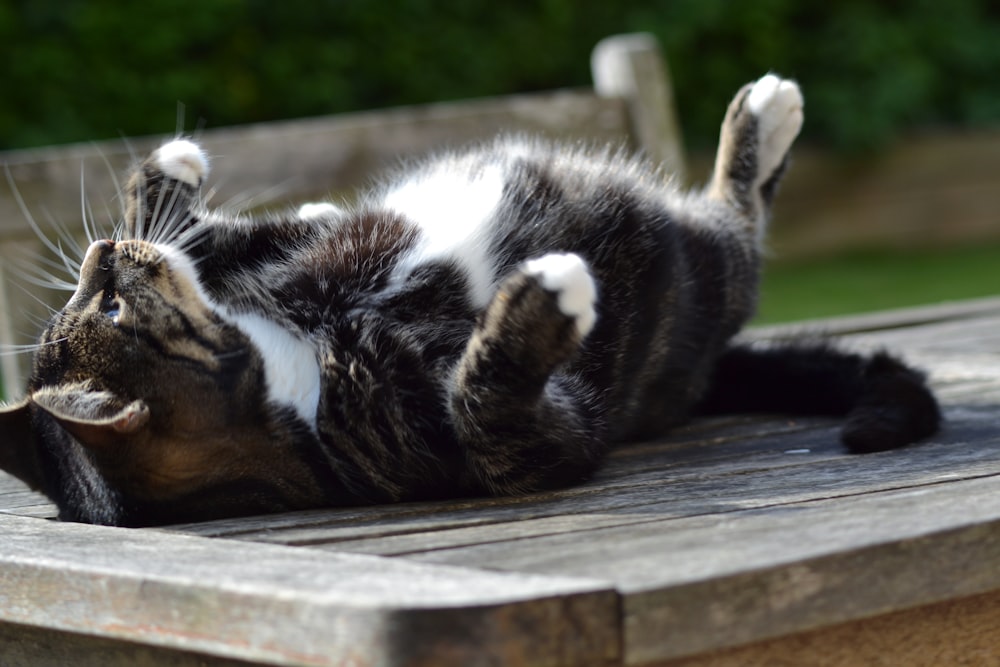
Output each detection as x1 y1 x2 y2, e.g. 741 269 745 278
524 253 597 337
154 139 209 187
746 74 803 180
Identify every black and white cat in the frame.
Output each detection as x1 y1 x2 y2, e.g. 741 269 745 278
0 74 939 526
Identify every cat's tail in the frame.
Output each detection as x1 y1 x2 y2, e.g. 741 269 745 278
695 341 940 452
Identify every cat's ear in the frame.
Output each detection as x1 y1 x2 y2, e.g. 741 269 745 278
0 398 46 489
32 385 150 450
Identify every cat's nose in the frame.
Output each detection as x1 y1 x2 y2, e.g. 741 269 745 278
80 240 116 273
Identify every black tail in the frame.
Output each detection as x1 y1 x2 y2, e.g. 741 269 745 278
696 342 941 453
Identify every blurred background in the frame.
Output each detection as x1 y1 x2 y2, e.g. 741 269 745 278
2 0 1000 323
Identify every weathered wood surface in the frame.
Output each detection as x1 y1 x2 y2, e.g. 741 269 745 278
657 588 1000 667
592 33 686 179
0 513 617 666
0 301 998 664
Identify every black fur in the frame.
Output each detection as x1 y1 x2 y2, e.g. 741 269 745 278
697 342 941 451
0 74 941 526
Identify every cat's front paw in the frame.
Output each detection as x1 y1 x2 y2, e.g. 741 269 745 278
297 202 342 220
463 253 596 392
745 74 803 180
523 253 597 337
154 139 210 187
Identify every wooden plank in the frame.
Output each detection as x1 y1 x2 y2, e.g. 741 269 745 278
592 33 686 179
400 475 1000 664
0 621 257 667
165 385 1000 557
167 360 1000 554
654 588 1000 667
747 295 1000 339
0 513 618 667
243 420 1000 557
0 90 629 240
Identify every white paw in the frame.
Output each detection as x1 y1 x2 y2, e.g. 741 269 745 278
747 74 803 179
155 139 209 187
524 253 597 337
296 202 342 220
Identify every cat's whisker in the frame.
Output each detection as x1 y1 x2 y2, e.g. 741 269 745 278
170 224 210 257
175 103 187 139
20 308 56 333
83 197 110 250
52 240 82 280
217 180 294 214
10 263 78 292
202 184 220 207
10 283 60 321
0 336 68 357
25 251 78 277
134 180 149 242
92 142 127 224
3 167 78 266
148 179 190 246
79 165 97 246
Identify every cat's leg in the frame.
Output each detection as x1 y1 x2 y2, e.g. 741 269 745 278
124 139 209 243
696 342 940 452
706 74 804 246
449 253 608 494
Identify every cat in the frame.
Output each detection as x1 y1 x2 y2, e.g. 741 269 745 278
0 74 940 527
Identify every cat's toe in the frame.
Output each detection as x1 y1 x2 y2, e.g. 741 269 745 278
747 74 804 175
155 139 209 187
524 253 597 337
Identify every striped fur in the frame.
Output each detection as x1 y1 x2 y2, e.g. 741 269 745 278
0 75 939 526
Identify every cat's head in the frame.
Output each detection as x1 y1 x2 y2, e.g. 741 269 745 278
0 235 321 526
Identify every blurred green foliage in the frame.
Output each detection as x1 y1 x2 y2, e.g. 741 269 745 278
1 0 999 151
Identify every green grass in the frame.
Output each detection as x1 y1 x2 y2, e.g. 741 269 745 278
755 244 1000 324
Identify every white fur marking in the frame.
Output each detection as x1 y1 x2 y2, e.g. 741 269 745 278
297 202 342 220
155 242 321 428
155 139 209 186
747 74 781 114
524 253 597 337
746 74 804 190
227 311 322 428
385 163 505 307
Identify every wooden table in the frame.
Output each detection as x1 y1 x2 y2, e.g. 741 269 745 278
2 299 1000 666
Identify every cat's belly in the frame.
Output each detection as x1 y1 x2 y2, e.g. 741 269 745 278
382 162 506 308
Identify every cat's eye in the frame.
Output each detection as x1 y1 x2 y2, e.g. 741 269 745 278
101 295 122 326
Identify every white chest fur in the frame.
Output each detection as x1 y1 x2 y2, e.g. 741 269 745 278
227 311 321 428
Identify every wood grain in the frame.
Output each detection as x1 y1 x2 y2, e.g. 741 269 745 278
0 301 998 665
0 513 618 666
654 588 1000 667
